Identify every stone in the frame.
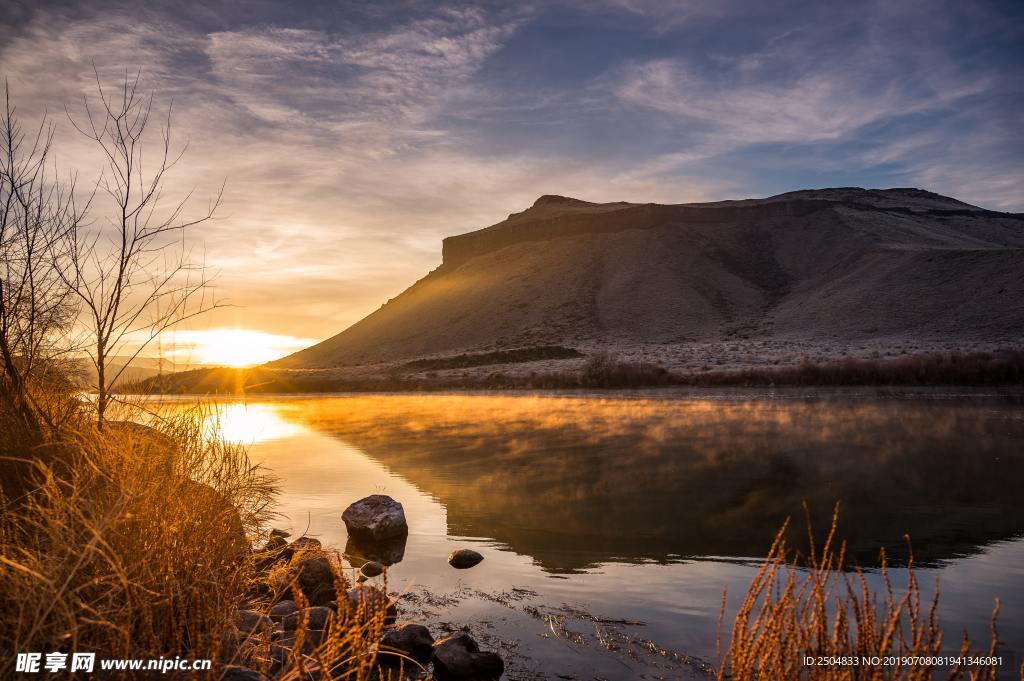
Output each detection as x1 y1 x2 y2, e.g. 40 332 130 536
180 479 248 561
432 633 504 680
360 561 385 578
295 555 338 606
342 495 408 541
220 666 270 681
290 536 322 553
232 609 272 635
447 549 484 569
280 536 322 562
345 585 397 626
270 528 290 540
269 600 296 622
381 623 434 665
282 606 334 631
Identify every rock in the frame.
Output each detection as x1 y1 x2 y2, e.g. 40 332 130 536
360 561 385 578
342 495 408 542
381 623 434 665
279 535 322 562
107 421 178 469
295 555 338 606
269 600 296 622
345 585 397 626
220 666 270 681
232 609 272 635
432 633 504 680
179 479 248 561
282 606 334 631
290 536 322 553
264 535 287 552
447 549 484 569
278 628 326 649
270 528 290 540
345 532 407 567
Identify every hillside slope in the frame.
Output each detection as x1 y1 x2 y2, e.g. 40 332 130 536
275 188 1024 370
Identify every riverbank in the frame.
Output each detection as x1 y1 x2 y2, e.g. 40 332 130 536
132 349 1024 395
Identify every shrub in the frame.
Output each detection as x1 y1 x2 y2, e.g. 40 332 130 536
579 351 672 388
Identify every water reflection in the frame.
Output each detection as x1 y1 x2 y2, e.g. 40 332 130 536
275 393 1024 573
207 402 305 444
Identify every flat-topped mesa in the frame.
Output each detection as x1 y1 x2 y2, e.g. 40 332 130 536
274 185 1023 371
439 187 992 269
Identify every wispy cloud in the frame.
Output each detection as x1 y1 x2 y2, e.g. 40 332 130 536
0 0 1020 346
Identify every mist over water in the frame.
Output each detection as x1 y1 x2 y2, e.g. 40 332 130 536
163 391 1024 676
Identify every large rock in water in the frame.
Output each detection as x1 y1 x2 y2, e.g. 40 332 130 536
342 495 408 541
432 633 504 680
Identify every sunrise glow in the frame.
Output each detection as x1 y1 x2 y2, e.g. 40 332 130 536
167 329 319 367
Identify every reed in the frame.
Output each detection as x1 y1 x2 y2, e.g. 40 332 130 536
0 396 391 679
717 506 1014 681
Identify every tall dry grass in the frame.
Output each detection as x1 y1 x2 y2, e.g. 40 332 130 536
0 397 391 679
717 506 1016 681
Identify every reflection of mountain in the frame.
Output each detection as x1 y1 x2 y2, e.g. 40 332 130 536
291 394 1024 573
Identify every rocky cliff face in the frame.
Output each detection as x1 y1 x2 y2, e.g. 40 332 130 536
276 188 1024 370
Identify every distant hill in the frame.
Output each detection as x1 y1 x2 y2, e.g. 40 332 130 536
275 188 1024 371
74 356 206 388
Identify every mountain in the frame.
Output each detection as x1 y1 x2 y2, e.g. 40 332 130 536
275 188 1024 372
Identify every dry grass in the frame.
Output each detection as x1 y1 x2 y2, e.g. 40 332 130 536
0 396 392 679
717 506 1016 681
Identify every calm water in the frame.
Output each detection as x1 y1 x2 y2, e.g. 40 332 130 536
166 391 1023 678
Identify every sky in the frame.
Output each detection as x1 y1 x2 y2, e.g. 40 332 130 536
1 0 1022 364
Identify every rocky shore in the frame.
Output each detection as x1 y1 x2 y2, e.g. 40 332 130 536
222 495 502 680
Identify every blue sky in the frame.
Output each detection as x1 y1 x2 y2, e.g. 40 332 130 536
1 0 1021 349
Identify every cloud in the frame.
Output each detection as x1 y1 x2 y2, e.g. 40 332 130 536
605 1 1021 207
0 0 1020 351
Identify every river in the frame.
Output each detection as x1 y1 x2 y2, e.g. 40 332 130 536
153 389 1024 678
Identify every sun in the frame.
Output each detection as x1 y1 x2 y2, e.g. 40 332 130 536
169 329 317 368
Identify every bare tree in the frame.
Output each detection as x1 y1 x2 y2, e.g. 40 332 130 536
63 70 223 426
0 80 86 433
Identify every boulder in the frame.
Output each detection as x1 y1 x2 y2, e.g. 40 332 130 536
432 633 504 680
290 536 322 553
232 609 272 635
269 600 296 622
279 536 322 562
381 623 434 666
179 479 248 561
106 421 178 472
447 549 484 570
342 495 408 541
220 666 270 681
295 555 338 606
282 606 334 631
360 561 385 578
345 585 397 626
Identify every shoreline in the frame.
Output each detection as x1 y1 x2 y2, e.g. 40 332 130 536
125 348 1024 396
